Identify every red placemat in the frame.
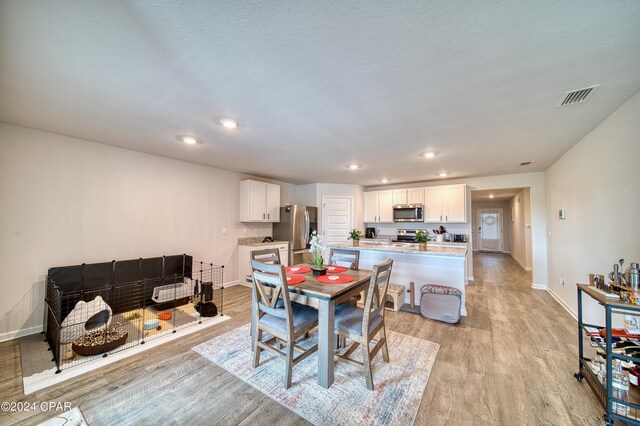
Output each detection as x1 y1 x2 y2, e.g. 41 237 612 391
326 265 348 273
286 275 306 285
285 265 311 274
316 274 354 284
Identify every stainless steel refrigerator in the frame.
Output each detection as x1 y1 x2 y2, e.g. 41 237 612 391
272 204 318 265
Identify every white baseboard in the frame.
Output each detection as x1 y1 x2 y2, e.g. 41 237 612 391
546 287 578 321
0 325 43 343
510 254 532 271
223 280 240 287
531 283 547 290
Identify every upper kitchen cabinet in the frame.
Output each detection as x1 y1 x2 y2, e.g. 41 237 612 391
392 189 407 205
393 188 424 205
408 187 424 204
424 184 467 223
239 179 281 222
364 190 394 223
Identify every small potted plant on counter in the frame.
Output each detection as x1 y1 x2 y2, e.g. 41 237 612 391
415 229 430 251
309 230 327 275
348 229 363 247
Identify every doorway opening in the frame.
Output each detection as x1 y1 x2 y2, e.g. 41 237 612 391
471 188 532 271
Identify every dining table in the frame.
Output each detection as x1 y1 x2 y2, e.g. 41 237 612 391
250 265 373 389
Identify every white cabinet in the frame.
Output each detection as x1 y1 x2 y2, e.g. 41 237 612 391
364 190 394 223
238 242 289 285
424 184 467 223
393 188 424 206
408 187 424 205
239 180 280 222
266 183 280 222
444 185 466 222
393 189 407 205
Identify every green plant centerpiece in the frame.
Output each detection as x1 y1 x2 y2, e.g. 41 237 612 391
309 230 327 274
415 229 430 251
348 228 362 246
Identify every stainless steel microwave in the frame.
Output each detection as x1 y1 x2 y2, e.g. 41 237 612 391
393 204 424 222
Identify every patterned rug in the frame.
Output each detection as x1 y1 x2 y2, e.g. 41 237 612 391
192 323 439 426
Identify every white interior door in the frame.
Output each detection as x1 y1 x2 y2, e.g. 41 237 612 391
478 209 502 251
322 196 353 244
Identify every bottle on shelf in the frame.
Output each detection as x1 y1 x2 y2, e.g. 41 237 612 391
612 359 630 416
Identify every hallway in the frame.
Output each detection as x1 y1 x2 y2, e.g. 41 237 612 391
0 253 603 425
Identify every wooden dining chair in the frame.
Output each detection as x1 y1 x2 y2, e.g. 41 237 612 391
334 258 393 390
251 259 319 389
328 248 360 270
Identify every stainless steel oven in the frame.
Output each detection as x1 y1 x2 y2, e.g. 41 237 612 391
393 204 424 222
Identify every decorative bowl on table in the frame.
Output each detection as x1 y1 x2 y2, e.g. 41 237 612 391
311 267 328 276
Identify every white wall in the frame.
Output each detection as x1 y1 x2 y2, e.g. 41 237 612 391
471 200 511 253
0 123 295 340
545 90 640 324
509 189 533 270
368 172 547 288
294 183 364 240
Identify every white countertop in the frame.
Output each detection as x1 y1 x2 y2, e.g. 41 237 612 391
238 240 289 247
331 241 467 258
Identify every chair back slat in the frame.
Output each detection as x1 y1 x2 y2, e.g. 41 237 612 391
251 248 281 265
362 259 393 334
328 248 360 270
251 260 292 323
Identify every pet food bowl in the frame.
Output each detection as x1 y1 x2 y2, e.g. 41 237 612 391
144 319 159 330
157 311 172 321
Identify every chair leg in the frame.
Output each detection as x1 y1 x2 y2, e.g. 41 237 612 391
380 325 390 363
285 340 295 389
253 329 263 368
362 341 374 391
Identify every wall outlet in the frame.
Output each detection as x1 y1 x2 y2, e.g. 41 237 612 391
560 275 565 286
222 227 227 235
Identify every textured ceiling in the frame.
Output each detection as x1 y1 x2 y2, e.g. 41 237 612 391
471 188 522 202
1 1 640 185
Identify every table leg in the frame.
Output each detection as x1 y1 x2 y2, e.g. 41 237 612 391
317 299 335 388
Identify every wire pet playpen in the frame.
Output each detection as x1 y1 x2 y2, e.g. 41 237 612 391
44 254 223 373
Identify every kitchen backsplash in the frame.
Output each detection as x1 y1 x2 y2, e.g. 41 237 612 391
370 222 472 239
237 236 269 245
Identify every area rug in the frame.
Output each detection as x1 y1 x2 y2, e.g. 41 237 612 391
22 315 230 395
192 323 439 426
38 406 88 426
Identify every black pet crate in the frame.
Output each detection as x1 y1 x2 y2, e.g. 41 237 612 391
44 254 223 373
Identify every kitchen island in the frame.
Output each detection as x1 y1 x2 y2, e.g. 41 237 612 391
329 241 468 315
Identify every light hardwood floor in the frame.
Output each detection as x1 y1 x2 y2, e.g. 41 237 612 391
0 253 602 425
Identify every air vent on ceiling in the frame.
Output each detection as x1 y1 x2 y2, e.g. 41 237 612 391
558 84 600 107
520 161 534 166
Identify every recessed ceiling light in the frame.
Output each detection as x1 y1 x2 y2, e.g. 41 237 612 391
177 135 200 145
489 194 495 199
438 172 448 177
421 152 436 159
347 164 360 170
219 118 239 129
520 161 534 166
381 179 389 183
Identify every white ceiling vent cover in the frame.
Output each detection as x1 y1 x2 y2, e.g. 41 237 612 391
558 84 600 107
